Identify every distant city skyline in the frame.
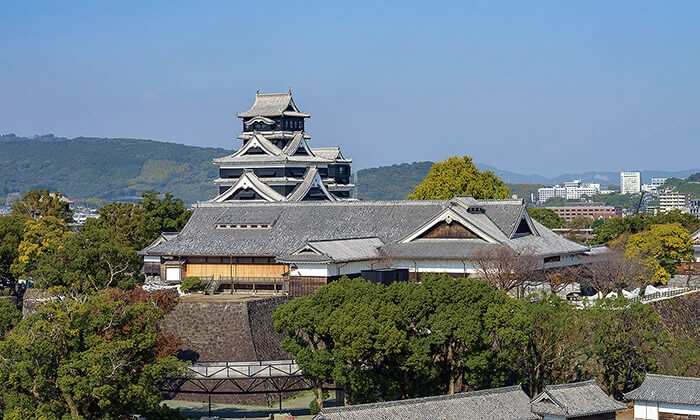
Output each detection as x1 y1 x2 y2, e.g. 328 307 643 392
1 1 699 177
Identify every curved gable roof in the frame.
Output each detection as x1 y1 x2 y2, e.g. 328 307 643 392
237 92 310 118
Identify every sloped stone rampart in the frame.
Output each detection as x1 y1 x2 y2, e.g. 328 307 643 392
161 296 296 404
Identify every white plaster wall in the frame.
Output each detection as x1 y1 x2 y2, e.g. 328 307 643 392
165 267 181 282
659 403 700 416
333 261 375 277
542 254 583 269
290 265 329 277
634 401 657 420
389 259 476 275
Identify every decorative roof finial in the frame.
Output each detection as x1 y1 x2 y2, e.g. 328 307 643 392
256 89 259 94
288 87 292 94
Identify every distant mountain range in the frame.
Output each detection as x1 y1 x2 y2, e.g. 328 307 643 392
356 162 700 200
476 163 700 186
2 134 698 203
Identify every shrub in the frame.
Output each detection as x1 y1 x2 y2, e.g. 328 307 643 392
180 276 204 294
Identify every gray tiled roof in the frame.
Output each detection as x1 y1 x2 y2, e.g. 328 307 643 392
624 374 700 406
314 385 539 420
286 167 332 201
213 153 334 165
531 380 625 418
210 170 287 202
312 147 349 161
143 198 589 261
279 237 385 264
237 92 310 118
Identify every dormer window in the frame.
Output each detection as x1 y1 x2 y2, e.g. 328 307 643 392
215 223 271 229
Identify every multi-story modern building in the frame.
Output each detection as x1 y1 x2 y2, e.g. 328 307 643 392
641 178 667 195
537 181 601 203
537 186 567 202
690 200 700 218
659 191 691 212
545 203 622 222
651 177 667 188
620 171 641 194
211 91 354 202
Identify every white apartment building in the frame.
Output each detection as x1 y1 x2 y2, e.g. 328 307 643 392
642 177 668 195
689 200 700 218
566 185 599 200
651 177 667 188
538 180 601 202
537 186 567 202
620 171 641 194
659 191 690 212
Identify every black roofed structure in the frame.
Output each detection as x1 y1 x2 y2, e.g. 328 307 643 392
314 385 539 420
530 380 626 420
624 374 700 419
214 91 353 202
141 196 597 296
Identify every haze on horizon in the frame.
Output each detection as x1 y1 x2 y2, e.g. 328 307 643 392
1 1 698 177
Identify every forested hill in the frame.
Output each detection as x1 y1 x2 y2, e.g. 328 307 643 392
2 134 698 203
355 162 433 200
0 134 231 203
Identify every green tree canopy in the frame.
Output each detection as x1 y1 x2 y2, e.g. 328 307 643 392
274 275 672 406
0 290 185 419
274 275 529 406
11 189 73 221
591 210 700 245
625 223 695 284
92 191 192 250
33 221 144 293
0 299 20 339
526 207 564 229
0 215 27 292
10 216 70 280
406 156 510 200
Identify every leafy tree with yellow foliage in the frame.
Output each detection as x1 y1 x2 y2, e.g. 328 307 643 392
406 156 510 200
10 216 70 280
625 223 695 285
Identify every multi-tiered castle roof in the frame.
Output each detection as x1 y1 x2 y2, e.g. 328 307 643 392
211 92 354 202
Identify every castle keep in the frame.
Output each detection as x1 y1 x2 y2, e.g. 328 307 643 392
212 91 353 202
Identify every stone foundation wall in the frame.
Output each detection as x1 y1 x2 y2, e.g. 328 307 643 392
161 296 296 405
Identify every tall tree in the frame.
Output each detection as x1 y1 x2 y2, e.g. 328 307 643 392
526 207 564 229
0 291 185 418
625 223 695 285
33 221 144 292
10 216 70 281
521 295 585 396
472 245 539 296
11 189 73 221
0 299 20 339
92 191 192 250
580 248 647 296
406 156 510 200
274 275 531 406
0 215 27 293
584 299 667 399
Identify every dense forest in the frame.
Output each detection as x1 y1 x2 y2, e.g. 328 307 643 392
0 134 230 203
2 134 698 203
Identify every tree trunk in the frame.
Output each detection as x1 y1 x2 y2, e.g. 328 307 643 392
315 386 324 410
63 391 80 418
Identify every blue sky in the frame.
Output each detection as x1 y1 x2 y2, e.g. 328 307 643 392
1 1 698 176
